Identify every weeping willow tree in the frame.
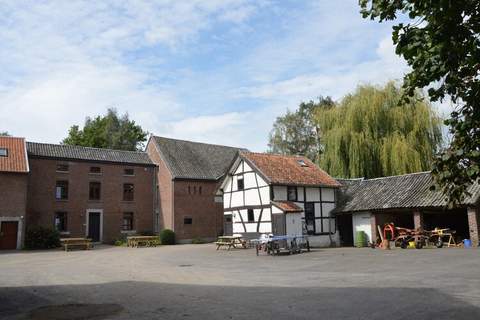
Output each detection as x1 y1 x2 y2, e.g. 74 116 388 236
315 82 443 178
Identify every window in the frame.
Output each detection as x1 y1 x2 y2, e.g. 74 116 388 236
122 212 134 231
304 203 315 235
199 186 202 194
184 217 193 225
287 186 297 201
89 182 101 200
123 183 134 201
124 168 134 176
55 181 68 200
90 166 101 174
237 176 244 190
0 148 7 157
54 212 67 232
247 209 254 222
56 163 69 172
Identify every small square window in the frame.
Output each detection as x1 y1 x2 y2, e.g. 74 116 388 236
237 176 244 190
184 217 193 225
55 181 68 200
247 209 254 222
56 164 69 172
123 183 134 201
124 168 134 176
0 148 8 157
89 182 101 200
90 166 101 174
287 186 297 201
123 212 134 231
297 159 308 167
54 212 67 232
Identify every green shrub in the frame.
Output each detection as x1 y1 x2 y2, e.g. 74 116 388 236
191 237 205 244
113 235 127 246
24 226 60 250
159 229 175 245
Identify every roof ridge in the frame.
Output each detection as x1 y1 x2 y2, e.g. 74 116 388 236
361 171 431 181
26 141 147 154
241 151 308 159
153 135 246 150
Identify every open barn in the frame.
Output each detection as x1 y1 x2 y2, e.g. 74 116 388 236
335 172 480 247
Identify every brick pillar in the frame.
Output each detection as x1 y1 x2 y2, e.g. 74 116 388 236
467 207 479 247
370 213 377 243
413 209 424 230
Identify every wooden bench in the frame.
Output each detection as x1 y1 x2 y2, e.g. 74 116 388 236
215 236 246 250
60 238 92 251
127 236 159 248
215 240 235 250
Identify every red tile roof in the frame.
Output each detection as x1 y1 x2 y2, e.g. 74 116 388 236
271 201 303 213
240 152 340 187
0 137 29 173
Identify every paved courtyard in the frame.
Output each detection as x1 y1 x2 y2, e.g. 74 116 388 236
1 244 479 319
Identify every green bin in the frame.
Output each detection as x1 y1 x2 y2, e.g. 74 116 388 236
355 231 367 248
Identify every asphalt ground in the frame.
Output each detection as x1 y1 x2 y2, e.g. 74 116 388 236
1 244 479 319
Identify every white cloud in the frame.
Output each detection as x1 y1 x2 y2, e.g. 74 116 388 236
0 0 261 144
158 112 252 147
236 34 408 101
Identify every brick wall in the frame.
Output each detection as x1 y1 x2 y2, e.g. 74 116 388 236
146 141 173 231
413 209 424 230
0 172 28 217
173 179 223 241
26 158 155 243
467 206 479 247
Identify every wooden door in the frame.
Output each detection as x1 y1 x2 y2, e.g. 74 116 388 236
272 214 286 236
88 212 101 242
0 221 18 250
224 214 233 236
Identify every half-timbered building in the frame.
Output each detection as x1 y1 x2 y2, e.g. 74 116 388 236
218 152 341 247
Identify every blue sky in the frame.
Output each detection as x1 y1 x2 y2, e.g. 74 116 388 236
0 1 417 151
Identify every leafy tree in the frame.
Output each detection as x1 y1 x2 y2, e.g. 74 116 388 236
315 82 443 179
62 108 148 151
360 0 480 204
0 131 10 136
268 97 334 161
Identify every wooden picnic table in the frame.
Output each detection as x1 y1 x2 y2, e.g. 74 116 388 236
60 238 92 251
127 236 159 248
215 236 247 250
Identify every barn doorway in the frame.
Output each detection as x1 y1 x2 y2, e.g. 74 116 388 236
337 214 353 246
423 209 469 242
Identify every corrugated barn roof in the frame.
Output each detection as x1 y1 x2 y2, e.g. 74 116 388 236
335 172 480 213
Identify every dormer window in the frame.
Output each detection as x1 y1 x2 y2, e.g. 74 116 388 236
297 159 308 167
0 148 7 157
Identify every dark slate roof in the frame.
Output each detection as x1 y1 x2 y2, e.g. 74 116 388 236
335 172 480 213
151 136 247 180
26 142 154 166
